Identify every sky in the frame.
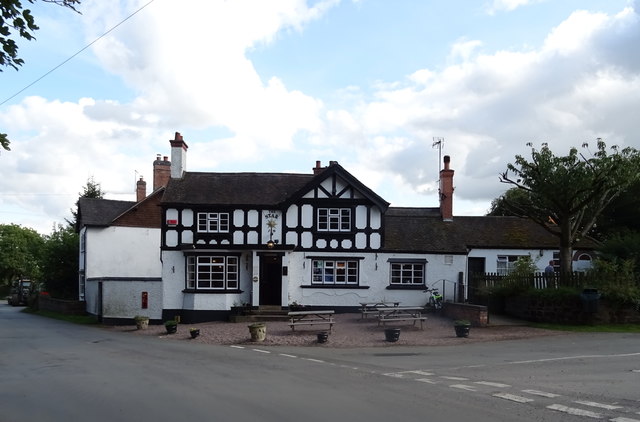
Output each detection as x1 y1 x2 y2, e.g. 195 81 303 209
1 0 639 235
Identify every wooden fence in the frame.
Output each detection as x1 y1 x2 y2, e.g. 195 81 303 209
472 272 593 291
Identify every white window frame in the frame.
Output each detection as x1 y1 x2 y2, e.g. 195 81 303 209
317 208 351 232
390 262 425 286
197 212 230 233
496 255 524 276
186 255 239 290
311 259 358 285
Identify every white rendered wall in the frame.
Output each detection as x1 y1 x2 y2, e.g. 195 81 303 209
84 227 161 278
101 280 162 320
83 226 162 320
468 249 550 273
284 252 464 308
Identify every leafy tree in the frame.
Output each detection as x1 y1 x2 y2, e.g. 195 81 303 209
68 176 105 229
499 140 640 274
41 223 78 299
1 133 10 151
487 187 531 216
0 223 44 286
597 231 640 273
0 0 80 71
593 179 640 238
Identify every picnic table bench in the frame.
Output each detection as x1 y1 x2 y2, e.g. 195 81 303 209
376 306 426 330
359 301 400 319
288 310 335 332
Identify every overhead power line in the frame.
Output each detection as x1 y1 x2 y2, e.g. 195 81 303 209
1 0 157 106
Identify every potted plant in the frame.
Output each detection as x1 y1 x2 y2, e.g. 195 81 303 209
134 315 149 330
164 320 178 334
384 327 401 342
317 331 329 343
454 320 471 338
189 327 200 339
248 323 266 341
289 301 304 312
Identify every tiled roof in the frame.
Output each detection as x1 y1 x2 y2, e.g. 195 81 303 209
162 172 315 206
384 209 597 253
78 197 135 227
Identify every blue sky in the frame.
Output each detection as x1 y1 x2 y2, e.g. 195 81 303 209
1 0 638 234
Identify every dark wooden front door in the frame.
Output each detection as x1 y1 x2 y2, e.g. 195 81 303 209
259 254 282 306
467 257 486 304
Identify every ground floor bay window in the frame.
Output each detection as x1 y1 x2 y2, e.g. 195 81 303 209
186 255 239 291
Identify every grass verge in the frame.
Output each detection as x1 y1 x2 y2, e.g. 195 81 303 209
22 307 99 325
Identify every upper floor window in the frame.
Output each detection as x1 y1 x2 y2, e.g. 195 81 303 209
317 208 351 232
312 259 358 285
197 212 229 233
187 255 239 290
390 262 425 286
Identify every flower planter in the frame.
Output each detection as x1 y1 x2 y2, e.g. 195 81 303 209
248 323 266 342
134 316 149 330
384 328 401 342
164 321 178 334
454 321 471 338
317 331 329 343
189 329 200 339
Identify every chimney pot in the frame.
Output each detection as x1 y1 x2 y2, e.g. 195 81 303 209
313 160 324 175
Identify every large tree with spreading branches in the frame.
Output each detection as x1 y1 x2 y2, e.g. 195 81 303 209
1 0 80 71
499 139 640 274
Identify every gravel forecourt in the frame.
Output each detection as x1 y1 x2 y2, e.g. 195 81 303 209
107 313 566 348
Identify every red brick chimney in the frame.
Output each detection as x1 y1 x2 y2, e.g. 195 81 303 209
439 155 454 221
153 154 171 190
136 176 146 202
313 160 324 175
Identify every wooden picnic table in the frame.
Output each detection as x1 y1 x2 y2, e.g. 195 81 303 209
359 301 400 319
376 306 426 330
287 310 335 332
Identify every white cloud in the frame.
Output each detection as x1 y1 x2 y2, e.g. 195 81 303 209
2 1 639 234
322 5 640 206
485 0 546 15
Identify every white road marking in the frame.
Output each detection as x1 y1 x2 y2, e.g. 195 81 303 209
450 384 477 392
252 349 270 354
404 370 434 376
383 373 405 378
441 376 469 381
522 389 561 398
574 400 623 410
304 358 325 363
229 345 244 349
546 404 602 419
475 381 511 388
279 353 297 358
510 352 640 366
493 393 535 403
416 378 438 384
611 417 640 422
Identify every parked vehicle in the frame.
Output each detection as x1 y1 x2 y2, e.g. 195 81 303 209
7 279 32 306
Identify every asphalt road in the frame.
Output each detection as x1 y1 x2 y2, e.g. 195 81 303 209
1 304 639 422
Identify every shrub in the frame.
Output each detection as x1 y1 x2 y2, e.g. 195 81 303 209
587 259 640 308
